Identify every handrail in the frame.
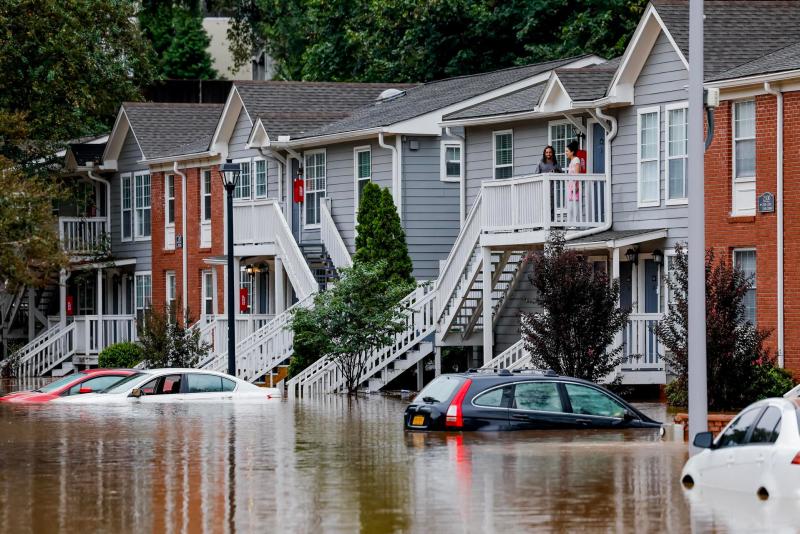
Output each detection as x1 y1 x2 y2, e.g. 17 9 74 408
14 322 77 377
59 216 109 255
270 203 317 299
321 198 353 271
481 338 528 370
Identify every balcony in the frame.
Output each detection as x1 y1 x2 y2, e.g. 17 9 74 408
480 173 608 244
232 199 278 250
59 217 109 256
619 312 666 385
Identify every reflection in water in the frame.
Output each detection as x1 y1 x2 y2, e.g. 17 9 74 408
0 389 765 533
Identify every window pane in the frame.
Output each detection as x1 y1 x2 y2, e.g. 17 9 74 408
123 211 132 239
495 166 513 179
735 139 756 178
187 374 223 393
357 150 371 179
717 408 762 448
495 133 512 166
513 382 564 412
668 159 686 199
474 387 506 407
565 383 625 417
255 160 267 197
668 108 687 157
640 112 658 159
202 171 212 221
641 161 659 202
749 406 781 444
235 161 251 199
734 101 755 138
222 378 236 392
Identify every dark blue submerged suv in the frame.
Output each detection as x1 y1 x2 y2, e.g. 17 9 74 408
404 369 662 431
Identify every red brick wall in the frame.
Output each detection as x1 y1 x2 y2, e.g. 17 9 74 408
782 92 800 374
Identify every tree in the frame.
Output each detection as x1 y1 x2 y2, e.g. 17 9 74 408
353 183 414 286
289 260 414 394
139 2 218 80
520 231 629 382
227 0 647 82
137 305 211 368
0 0 155 164
654 245 789 411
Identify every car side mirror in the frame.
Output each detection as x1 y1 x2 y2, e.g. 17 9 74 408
623 409 637 422
693 431 714 449
78 387 92 394
129 388 142 398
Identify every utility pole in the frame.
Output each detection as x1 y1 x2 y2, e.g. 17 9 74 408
688 0 708 452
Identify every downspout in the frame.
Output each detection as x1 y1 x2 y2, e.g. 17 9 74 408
765 82 784 366
445 127 466 227
378 132 401 218
566 108 618 241
87 169 111 232
259 147 287 204
173 162 188 324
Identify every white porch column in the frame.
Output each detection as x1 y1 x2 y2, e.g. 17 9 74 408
434 346 442 377
612 247 623 354
59 270 68 328
481 246 493 365
274 257 285 314
97 268 104 349
416 360 424 391
27 287 35 340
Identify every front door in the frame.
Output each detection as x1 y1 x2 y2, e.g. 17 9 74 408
619 262 633 312
592 122 605 173
644 259 660 313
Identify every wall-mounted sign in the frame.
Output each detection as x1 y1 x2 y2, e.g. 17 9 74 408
758 192 775 213
66 295 74 316
176 234 183 248
239 288 248 313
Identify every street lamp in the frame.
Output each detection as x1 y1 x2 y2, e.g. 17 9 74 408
220 159 241 376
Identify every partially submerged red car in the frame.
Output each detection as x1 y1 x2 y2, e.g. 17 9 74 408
0 369 135 403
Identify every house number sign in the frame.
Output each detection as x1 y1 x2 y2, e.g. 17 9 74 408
758 192 775 213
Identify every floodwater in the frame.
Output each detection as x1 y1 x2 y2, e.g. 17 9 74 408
0 380 798 534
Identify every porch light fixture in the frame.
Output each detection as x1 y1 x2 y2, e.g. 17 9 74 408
220 159 241 189
652 249 664 266
625 248 638 263
220 158 241 377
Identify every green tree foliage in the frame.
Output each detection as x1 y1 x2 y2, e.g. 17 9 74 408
655 246 792 410
289 260 414 394
0 0 155 162
137 305 211 368
521 231 629 383
353 183 414 285
228 0 647 82
139 2 218 80
99 342 145 368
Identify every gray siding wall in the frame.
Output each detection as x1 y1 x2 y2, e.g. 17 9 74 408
493 263 542 353
610 30 689 246
110 130 151 269
402 136 460 281
229 108 281 203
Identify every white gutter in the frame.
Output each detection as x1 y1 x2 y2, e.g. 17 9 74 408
765 82 784 366
566 107 617 241
445 127 467 226
87 169 111 232
141 150 218 166
707 69 800 90
378 132 402 218
173 161 188 324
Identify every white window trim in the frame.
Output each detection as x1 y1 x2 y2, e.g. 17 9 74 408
200 168 212 223
492 129 513 179
732 99 757 216
547 119 578 170
134 270 152 314
165 270 176 306
636 106 661 208
232 157 253 202
303 148 327 229
201 269 215 316
665 102 689 206
353 145 372 223
440 140 464 183
165 174 175 228
133 171 152 242
733 247 757 323
254 157 268 199
120 172 133 242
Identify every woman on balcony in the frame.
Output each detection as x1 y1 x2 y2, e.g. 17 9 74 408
534 145 562 174
566 140 582 225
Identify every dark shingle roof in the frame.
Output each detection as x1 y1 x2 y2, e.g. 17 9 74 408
555 66 617 101
708 40 800 81
654 1 800 79
68 143 106 166
234 81 417 138
294 56 588 139
443 83 546 120
124 103 224 160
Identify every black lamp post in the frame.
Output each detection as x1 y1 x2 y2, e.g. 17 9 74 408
220 159 241 376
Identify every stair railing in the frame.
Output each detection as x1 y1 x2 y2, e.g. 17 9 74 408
321 198 353 271
270 202 317 300
13 322 77 377
481 338 528 370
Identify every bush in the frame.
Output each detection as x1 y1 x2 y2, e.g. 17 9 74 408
98 342 144 368
748 364 795 401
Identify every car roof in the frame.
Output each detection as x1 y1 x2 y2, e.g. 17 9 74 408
137 368 233 378
455 368 597 386
81 368 137 375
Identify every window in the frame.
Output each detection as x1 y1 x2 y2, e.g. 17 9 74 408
187 373 225 393
412 375 465 404
716 407 762 448
134 173 151 239
637 108 660 207
165 174 175 225
493 130 513 179
202 270 214 316
235 160 251 200
201 169 212 222
734 249 757 324
733 100 756 214
255 159 267 198
304 150 326 226
564 383 625 418
159 374 183 395
512 382 564 412
165 271 176 310
441 142 462 182
749 406 781 444
67 375 125 396
549 122 579 169
121 174 133 241
473 386 510 408
666 104 688 203
222 378 236 391
354 147 371 214
134 272 152 320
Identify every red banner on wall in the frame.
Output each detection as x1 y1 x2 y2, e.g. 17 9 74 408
576 149 588 173
239 288 248 313
293 178 305 203
66 295 74 316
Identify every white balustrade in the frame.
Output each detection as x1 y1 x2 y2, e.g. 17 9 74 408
59 217 108 255
72 315 138 355
321 198 353 271
13 323 76 377
481 339 529 370
232 199 276 246
270 203 318 299
622 313 665 370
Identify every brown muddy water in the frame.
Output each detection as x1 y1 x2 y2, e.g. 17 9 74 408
0 379 795 533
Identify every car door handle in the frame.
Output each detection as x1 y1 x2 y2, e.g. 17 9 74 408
511 413 531 420
575 419 592 425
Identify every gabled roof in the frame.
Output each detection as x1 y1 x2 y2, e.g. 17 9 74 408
707 40 800 82
554 62 619 102
123 103 224 160
443 83 547 121
293 56 595 140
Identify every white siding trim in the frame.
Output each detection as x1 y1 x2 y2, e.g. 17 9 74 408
636 106 661 208
665 102 689 206
133 171 152 242
303 148 327 229
732 99 757 216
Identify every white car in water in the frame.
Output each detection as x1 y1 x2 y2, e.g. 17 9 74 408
52 368 281 404
681 396 800 499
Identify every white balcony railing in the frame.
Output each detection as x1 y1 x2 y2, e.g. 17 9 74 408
72 315 138 355
59 217 109 255
232 199 276 247
621 313 665 370
481 173 607 233
198 314 276 355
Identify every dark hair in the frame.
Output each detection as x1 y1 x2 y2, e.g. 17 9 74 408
566 140 580 154
541 145 557 163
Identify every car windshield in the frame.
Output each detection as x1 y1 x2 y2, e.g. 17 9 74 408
35 374 82 393
101 373 148 393
413 375 465 404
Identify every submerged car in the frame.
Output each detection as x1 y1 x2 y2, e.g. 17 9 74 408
0 369 135 404
404 369 661 431
52 368 281 404
682 397 800 499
